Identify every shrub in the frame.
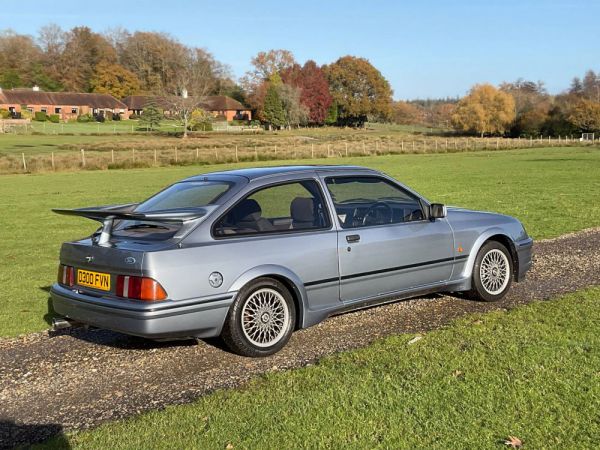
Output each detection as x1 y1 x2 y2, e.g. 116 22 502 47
34 111 47 122
48 114 60 123
77 114 93 123
20 110 33 120
191 122 213 131
0 109 10 119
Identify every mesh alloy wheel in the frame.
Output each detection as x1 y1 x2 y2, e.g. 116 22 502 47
467 241 513 302
241 288 290 347
479 249 510 295
221 277 296 357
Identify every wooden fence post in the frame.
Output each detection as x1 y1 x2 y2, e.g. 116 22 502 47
327 144 331 157
175 147 178 163
154 149 157 165
21 153 27 172
132 148 135 163
51 152 55 170
81 149 85 167
255 146 258 160
363 142 366 155
111 149 115 163
235 145 239 162
311 143 314 159
196 148 199 159
345 142 348 157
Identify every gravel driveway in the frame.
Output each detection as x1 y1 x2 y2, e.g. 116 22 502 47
1 228 599 448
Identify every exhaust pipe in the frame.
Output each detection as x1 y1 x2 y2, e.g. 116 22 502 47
51 317 81 331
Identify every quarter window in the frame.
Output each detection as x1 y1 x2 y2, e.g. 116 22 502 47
213 180 330 236
325 176 424 228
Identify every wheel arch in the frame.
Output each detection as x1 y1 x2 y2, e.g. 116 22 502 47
229 265 307 330
461 229 518 280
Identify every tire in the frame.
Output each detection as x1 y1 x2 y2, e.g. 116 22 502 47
221 277 296 357
467 241 513 302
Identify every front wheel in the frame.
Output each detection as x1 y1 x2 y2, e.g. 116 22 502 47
221 277 296 357
468 241 513 302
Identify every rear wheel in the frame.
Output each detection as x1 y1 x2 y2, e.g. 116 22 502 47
468 241 513 302
221 277 295 357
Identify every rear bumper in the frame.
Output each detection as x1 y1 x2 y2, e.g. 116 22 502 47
50 284 234 339
515 237 533 282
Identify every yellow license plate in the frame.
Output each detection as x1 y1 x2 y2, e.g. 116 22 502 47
77 269 111 291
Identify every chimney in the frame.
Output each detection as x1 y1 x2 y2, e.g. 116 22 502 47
32 85 40 92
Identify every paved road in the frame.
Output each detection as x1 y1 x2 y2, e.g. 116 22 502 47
1 228 599 448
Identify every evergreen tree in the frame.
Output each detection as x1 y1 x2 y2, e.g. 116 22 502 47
263 85 285 129
139 101 163 131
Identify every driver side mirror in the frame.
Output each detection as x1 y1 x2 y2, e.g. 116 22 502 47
429 203 447 220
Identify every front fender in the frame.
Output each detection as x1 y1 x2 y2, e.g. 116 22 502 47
460 227 515 279
229 264 308 327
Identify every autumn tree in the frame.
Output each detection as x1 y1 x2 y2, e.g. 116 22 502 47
242 49 296 87
392 101 424 125
263 84 285 129
324 56 393 126
567 98 600 132
278 84 309 128
500 79 550 136
0 30 42 88
90 62 140 98
60 27 117 91
452 84 516 137
281 60 332 125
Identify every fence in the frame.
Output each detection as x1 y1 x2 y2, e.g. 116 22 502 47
1 136 594 174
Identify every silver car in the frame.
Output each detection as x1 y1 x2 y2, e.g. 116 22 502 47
51 165 532 357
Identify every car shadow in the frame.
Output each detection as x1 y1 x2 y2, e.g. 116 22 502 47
0 420 70 449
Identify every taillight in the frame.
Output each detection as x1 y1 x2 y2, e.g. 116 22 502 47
116 275 167 301
57 264 74 287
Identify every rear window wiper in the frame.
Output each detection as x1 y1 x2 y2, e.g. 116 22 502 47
122 223 170 231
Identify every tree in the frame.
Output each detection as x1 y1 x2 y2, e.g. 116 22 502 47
243 49 296 87
263 84 285 129
324 56 393 126
500 79 549 136
60 26 117 91
0 30 42 88
325 101 338 125
451 84 515 137
139 101 163 131
281 60 332 125
278 84 309 128
162 47 220 137
567 98 600 132
90 62 141 98
392 101 425 125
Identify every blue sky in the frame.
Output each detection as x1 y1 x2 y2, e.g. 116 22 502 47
1 0 598 99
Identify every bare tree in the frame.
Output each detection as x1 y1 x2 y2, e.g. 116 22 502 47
161 48 219 138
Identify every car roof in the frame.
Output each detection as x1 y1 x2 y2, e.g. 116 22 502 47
182 165 381 182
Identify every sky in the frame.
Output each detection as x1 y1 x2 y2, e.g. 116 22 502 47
1 0 598 99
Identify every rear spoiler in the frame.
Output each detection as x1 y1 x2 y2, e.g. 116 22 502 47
52 204 208 245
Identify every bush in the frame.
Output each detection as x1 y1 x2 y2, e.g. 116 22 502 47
191 122 213 131
48 114 60 123
77 114 93 123
20 110 33 120
0 109 10 119
95 115 106 123
34 111 47 122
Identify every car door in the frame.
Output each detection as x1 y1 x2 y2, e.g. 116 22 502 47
324 175 455 303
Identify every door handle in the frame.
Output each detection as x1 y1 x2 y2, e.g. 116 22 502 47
346 234 360 243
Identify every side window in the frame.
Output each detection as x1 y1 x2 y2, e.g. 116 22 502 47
213 180 330 236
325 176 424 229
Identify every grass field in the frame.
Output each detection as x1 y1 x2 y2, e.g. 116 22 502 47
40 287 600 449
0 147 599 338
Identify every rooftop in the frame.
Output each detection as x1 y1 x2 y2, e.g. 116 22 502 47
0 89 127 109
183 165 377 182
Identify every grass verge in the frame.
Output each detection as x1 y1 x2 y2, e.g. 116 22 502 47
0 147 599 337
40 287 600 449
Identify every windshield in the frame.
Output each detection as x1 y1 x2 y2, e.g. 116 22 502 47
135 181 233 212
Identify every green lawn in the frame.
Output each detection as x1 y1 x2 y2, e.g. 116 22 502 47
40 287 600 449
1 147 599 337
